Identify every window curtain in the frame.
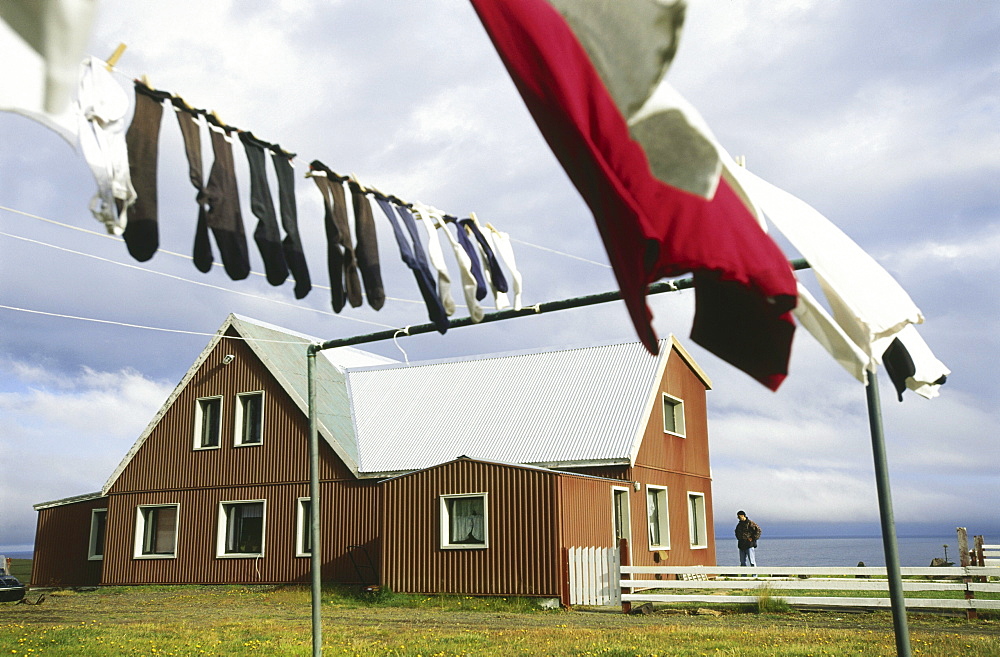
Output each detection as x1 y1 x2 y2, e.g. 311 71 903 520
149 506 176 554
647 491 661 546
227 503 264 553
449 497 484 544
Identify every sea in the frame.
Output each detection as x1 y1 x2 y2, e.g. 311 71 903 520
3 536 961 568
715 536 959 568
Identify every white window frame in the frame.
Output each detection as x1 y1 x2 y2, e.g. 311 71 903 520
234 391 265 447
646 486 670 550
88 508 108 561
687 491 708 549
439 493 489 549
662 393 686 437
611 486 632 544
295 497 312 558
217 499 267 558
133 504 179 559
193 395 223 450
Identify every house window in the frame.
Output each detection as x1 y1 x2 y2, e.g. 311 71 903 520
612 487 631 544
646 486 670 549
234 391 264 446
194 396 222 449
218 500 266 557
134 504 178 558
688 492 707 549
440 493 488 549
662 393 686 436
295 498 312 557
88 508 107 560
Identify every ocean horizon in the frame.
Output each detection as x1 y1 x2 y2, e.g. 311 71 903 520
715 535 963 568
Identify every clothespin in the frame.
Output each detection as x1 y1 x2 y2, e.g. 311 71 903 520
139 74 151 88
105 43 127 71
735 155 747 168
486 222 498 233
469 212 483 228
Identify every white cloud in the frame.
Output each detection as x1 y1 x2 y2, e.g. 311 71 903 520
0 362 173 548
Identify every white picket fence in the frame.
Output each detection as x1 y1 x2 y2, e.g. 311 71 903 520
567 546 620 606
621 565 1000 611
565 546 1000 611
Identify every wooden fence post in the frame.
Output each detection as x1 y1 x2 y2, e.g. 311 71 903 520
560 547 571 609
957 527 977 620
619 538 631 614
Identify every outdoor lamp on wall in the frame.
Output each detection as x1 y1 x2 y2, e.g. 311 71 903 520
222 354 235 365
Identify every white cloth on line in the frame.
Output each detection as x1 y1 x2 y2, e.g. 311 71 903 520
412 202 455 317
77 56 136 235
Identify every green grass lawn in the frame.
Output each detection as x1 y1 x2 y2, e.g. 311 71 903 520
6 560 31 583
1 583 999 656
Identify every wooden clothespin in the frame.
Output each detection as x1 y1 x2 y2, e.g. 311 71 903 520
105 43 127 71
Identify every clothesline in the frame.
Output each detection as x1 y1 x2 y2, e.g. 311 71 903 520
0 303 312 345
0 202 610 310
102 62 526 333
0 228 397 329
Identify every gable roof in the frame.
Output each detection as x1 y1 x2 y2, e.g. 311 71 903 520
100 315 711 490
347 336 706 476
101 314 396 492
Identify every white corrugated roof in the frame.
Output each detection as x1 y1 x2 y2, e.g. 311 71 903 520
348 340 670 474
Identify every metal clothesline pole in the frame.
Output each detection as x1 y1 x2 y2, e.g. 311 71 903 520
304 259 812 654
866 368 912 657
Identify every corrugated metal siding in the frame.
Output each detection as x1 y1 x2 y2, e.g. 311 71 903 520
632 346 711 477
381 459 561 596
350 341 667 473
628 468 716 567
101 480 380 585
625 345 715 566
109 337 352 494
31 497 106 587
557 476 621 548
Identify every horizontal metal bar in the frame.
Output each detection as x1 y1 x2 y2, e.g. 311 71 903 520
310 258 811 353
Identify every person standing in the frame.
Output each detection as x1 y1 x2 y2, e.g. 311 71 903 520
735 510 762 567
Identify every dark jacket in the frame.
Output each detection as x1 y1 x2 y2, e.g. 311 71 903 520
735 518 762 550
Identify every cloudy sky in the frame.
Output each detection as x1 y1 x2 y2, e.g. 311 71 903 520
1 1 997 553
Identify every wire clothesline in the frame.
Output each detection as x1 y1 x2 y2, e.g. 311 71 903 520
0 202 613 315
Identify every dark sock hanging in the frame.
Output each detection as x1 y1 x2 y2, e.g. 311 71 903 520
198 122 250 280
449 217 488 301
376 198 448 332
271 149 311 299
310 170 347 312
123 82 171 262
350 182 385 310
239 131 288 287
173 99 211 273
460 218 508 293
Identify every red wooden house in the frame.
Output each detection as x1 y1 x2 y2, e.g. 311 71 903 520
32 314 716 598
